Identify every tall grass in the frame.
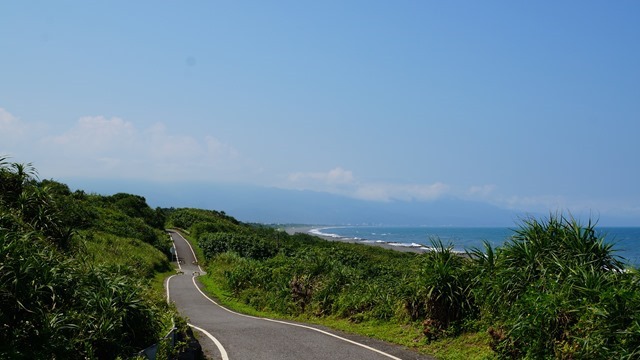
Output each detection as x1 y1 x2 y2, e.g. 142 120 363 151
189 210 640 359
0 231 169 359
470 215 639 359
80 231 171 278
1 158 180 359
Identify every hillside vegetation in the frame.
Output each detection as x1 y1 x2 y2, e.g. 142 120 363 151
3 155 639 359
170 208 640 359
0 158 182 359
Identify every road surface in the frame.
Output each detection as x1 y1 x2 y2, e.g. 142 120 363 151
166 230 434 360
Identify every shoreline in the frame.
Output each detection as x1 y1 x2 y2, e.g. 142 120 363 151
284 226 429 254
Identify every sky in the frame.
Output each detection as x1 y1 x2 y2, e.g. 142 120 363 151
1 1 640 224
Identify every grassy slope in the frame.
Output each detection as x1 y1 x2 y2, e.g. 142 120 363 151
167 209 640 359
80 231 171 278
178 228 495 360
74 193 181 341
0 169 182 358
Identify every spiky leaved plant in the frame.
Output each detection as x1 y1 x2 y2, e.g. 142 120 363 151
415 238 474 339
472 214 639 359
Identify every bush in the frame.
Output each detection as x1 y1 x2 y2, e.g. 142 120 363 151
197 211 640 358
0 232 165 359
0 158 176 358
470 215 639 359
198 232 277 261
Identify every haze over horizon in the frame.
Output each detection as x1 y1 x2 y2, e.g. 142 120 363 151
2 2 639 225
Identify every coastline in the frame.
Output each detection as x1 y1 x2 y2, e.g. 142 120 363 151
284 226 429 254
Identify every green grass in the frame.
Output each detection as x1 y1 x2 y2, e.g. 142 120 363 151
179 223 494 359
196 264 494 359
426 332 497 360
80 231 172 278
151 268 179 296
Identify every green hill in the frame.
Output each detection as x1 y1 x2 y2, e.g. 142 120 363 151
171 206 640 359
0 158 181 359
4 156 640 359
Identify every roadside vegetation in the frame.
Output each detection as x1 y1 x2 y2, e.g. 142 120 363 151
0 157 187 359
170 208 640 359
4 155 639 359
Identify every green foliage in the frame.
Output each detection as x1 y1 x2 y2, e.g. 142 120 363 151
166 207 240 232
199 232 277 260
198 227 419 323
80 231 172 278
413 239 474 338
41 180 99 230
196 213 640 359
0 157 178 358
0 161 74 249
92 205 169 252
469 215 640 359
0 231 167 359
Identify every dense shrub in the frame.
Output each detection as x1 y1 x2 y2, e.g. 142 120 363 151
415 239 474 337
470 215 639 359
81 231 172 278
198 232 276 260
200 228 420 322
93 207 170 253
0 158 176 358
167 208 240 231
198 211 640 358
109 193 166 229
0 230 165 359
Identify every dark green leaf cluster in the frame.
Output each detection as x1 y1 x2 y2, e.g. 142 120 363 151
83 193 170 254
198 232 277 261
195 223 420 322
0 157 176 359
0 159 74 249
166 208 240 231
402 239 475 338
192 209 640 358
469 215 640 359
109 193 166 229
0 232 164 359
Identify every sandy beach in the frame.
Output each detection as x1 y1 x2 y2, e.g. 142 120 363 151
284 226 428 254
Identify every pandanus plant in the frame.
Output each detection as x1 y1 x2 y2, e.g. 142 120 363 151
469 214 639 359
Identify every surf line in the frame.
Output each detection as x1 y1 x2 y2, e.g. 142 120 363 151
176 230 403 360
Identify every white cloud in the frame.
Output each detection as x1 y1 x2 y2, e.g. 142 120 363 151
353 182 450 202
0 111 251 181
0 107 28 143
494 194 568 213
205 136 241 162
288 167 355 185
0 107 18 127
286 167 449 202
50 116 136 151
467 184 497 197
145 123 202 160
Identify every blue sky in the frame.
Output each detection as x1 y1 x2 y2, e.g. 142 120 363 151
1 1 639 224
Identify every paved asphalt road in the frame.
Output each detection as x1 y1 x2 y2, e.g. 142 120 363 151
166 230 435 360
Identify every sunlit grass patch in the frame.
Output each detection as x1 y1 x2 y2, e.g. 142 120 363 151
80 231 171 278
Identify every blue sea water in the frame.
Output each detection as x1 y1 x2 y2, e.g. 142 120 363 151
310 226 640 266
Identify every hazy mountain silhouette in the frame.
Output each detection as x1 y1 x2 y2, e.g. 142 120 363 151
65 179 521 226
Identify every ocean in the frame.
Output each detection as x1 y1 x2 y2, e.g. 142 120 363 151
310 226 640 266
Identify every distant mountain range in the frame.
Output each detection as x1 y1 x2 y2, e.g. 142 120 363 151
64 179 525 226
60 179 640 227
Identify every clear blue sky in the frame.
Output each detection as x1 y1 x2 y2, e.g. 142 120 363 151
2 1 639 223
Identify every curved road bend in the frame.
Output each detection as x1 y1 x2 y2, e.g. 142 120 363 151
166 230 434 360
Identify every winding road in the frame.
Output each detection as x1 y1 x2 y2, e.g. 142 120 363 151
166 230 434 360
